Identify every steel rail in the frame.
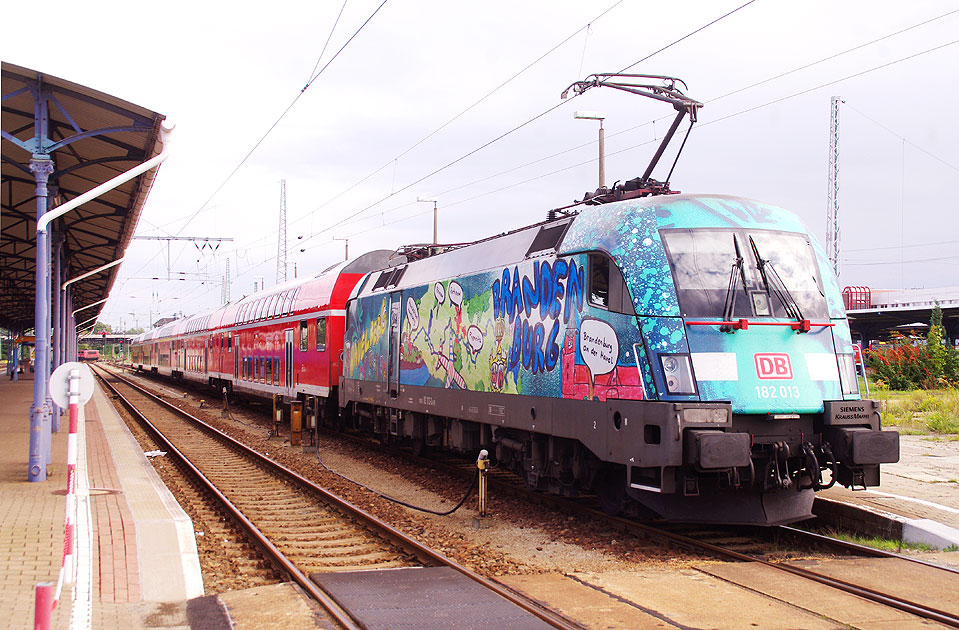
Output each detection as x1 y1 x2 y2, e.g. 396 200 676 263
95 366 583 630
94 368 361 630
351 437 959 627
778 525 959 576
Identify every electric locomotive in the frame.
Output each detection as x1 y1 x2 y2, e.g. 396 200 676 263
339 74 898 524
340 193 899 524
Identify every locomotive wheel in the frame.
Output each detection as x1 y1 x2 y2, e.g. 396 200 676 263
410 438 428 458
596 466 626 515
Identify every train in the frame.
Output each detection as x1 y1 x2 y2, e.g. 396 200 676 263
130 75 899 525
130 193 900 525
78 349 100 362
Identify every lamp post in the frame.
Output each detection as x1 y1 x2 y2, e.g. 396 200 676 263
575 111 607 189
417 197 439 244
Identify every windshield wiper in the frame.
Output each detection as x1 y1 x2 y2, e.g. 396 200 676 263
720 235 748 332
748 235 804 323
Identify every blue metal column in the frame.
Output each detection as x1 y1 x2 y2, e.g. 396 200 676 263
67 289 77 362
10 334 19 382
29 157 54 482
51 232 63 432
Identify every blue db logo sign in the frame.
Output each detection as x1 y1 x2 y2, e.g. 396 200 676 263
755 353 792 379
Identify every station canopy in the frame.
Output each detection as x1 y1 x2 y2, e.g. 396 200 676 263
1 62 166 331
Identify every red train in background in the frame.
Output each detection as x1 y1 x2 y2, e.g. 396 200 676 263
130 251 392 417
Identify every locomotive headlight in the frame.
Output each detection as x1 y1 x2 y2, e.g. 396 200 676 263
837 353 859 395
659 353 696 395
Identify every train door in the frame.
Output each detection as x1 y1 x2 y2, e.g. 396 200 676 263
387 294 401 398
204 337 209 373
233 334 239 379
285 329 294 393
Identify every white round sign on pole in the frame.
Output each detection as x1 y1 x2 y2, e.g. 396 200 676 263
50 362 95 407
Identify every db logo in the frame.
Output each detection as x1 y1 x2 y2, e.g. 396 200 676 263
755 353 792 379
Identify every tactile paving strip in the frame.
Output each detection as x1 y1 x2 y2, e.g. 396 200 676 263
311 566 551 629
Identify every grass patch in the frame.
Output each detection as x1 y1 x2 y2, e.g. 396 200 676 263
824 529 934 552
870 384 959 435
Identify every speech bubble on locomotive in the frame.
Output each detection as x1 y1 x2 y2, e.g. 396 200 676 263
580 319 619 377
406 296 419 330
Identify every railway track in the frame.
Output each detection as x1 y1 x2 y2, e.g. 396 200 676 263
320 425 959 628
93 366 581 630
110 365 959 628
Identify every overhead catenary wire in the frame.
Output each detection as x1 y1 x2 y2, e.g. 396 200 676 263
115 0 390 295
191 26 959 296
300 34 959 255
173 0 391 239
295 0 756 250
272 0 629 247
113 7 959 321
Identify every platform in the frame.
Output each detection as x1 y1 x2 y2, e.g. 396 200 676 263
0 371 203 630
816 433 959 550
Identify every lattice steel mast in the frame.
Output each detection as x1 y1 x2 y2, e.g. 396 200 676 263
277 179 287 284
222 257 231 305
826 96 841 279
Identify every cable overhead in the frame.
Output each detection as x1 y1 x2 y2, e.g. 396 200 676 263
115 1 390 298
306 0 350 85
302 1 626 224
844 103 959 174
305 36 959 250
617 0 757 73
705 7 959 106
173 0 391 239
300 2 749 247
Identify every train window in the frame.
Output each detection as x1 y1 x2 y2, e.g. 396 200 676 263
385 266 407 289
228 334 233 351
588 253 634 315
526 220 571 258
299 320 308 351
589 254 610 307
266 358 273 384
281 290 293 315
273 358 279 385
316 317 326 351
372 269 392 291
268 293 281 318
661 228 827 319
746 231 827 319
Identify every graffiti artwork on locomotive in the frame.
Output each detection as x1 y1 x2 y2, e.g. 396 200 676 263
131 75 898 524
338 194 899 524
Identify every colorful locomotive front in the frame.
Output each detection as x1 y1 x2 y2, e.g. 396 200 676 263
341 193 899 525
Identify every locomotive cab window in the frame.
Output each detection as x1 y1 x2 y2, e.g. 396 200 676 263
316 317 327 351
661 228 827 319
299 320 308 351
588 253 634 315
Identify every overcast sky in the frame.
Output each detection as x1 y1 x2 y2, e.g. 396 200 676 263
4 0 958 330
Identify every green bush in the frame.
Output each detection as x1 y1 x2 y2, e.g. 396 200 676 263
869 304 959 390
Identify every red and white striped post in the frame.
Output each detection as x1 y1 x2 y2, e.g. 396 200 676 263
52 367 80 608
34 581 53 630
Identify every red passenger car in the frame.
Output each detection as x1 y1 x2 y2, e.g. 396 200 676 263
130 252 393 414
